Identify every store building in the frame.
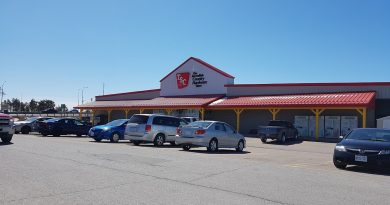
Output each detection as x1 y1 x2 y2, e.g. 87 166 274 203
75 57 390 140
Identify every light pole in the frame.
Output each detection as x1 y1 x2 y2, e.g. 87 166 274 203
77 89 80 106
81 86 88 105
0 81 6 111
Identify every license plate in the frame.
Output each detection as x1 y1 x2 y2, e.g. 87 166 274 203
184 130 192 135
355 155 367 162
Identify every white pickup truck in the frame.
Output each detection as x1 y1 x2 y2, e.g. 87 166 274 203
0 113 14 143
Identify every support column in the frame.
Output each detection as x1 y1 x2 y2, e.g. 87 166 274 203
140 108 144 114
125 109 130 119
200 108 205 120
234 109 244 132
356 108 367 128
107 109 112 122
166 109 173 116
79 109 83 120
91 110 96 125
311 109 325 141
268 108 281 120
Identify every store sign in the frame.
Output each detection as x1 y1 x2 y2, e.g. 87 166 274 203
192 72 207 87
176 72 190 89
176 72 208 89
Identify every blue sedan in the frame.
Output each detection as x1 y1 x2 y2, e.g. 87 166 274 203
88 119 129 142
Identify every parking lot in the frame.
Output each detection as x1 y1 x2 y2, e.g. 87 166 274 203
1 134 390 205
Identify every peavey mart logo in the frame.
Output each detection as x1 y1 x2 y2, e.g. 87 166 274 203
176 72 208 89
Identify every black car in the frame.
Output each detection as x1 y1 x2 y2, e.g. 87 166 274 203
38 118 92 137
42 108 58 114
333 128 390 169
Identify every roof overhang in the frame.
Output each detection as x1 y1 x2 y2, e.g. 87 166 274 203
207 92 376 109
75 95 223 110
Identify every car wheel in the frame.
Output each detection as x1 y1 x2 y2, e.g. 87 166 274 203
236 140 244 152
21 126 31 134
170 141 176 146
15 131 20 134
110 133 120 143
94 138 102 142
54 133 60 137
132 140 141 146
207 138 218 152
261 137 267 143
153 134 165 146
41 133 47 137
1 134 12 143
333 159 347 169
77 134 82 137
280 134 286 144
182 145 191 151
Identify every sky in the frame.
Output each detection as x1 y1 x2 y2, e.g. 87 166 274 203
1 0 389 108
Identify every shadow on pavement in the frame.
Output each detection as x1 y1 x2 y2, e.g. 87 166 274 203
345 166 390 176
90 140 132 144
182 149 251 155
129 144 183 149
0 142 14 146
40 135 89 138
263 139 304 146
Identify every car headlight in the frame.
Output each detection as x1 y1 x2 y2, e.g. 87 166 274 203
379 150 390 155
335 145 346 152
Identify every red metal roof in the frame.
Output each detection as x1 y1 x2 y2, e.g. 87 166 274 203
225 82 390 87
75 96 222 109
160 57 234 82
208 92 376 108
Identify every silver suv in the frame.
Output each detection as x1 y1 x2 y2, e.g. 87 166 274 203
125 114 188 146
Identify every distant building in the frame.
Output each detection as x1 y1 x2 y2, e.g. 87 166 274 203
75 57 390 140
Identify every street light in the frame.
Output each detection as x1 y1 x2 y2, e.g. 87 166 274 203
0 81 6 111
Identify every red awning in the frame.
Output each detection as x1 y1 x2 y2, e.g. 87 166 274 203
75 96 222 109
208 92 376 108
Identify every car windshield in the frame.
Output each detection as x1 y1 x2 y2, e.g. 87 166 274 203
187 121 212 128
25 117 39 122
129 115 149 124
106 119 127 126
268 121 287 126
346 129 390 142
45 118 61 122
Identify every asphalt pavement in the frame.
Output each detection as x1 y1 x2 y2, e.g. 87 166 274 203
0 134 389 205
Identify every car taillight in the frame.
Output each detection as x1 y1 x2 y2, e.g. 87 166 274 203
176 128 182 135
195 130 205 135
145 125 152 133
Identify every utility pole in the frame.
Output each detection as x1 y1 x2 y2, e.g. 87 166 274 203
102 82 105 95
20 93 23 112
77 89 80 106
1 81 6 111
81 86 88 105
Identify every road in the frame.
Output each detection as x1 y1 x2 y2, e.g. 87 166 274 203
1 134 389 205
